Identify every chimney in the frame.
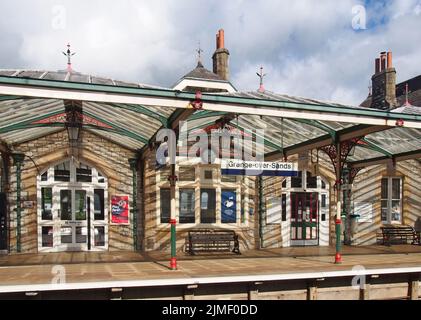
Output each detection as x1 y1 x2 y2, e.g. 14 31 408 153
370 51 397 110
212 29 230 80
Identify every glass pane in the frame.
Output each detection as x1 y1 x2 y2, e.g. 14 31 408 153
204 170 212 180
391 200 401 222
321 180 326 189
94 226 105 246
381 200 388 222
41 226 53 247
306 171 317 189
94 189 104 220
321 194 327 208
41 187 53 220
76 227 87 243
97 171 105 183
41 171 48 181
60 190 72 220
75 190 86 220
281 179 287 188
179 167 195 181
381 178 388 199
60 227 72 243
54 161 70 182
160 188 170 223
200 189 216 223
392 178 401 199
179 189 195 223
222 175 236 183
282 194 287 221
291 171 302 188
76 165 92 182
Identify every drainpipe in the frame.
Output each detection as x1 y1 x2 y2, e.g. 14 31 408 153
258 176 265 248
12 153 25 253
128 158 138 251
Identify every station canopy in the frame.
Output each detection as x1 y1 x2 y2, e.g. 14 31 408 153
0 69 421 168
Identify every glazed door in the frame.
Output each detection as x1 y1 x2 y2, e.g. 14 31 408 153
58 188 89 250
0 193 7 251
290 192 319 246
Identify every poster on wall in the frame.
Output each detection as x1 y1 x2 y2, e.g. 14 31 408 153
221 190 237 223
111 195 129 224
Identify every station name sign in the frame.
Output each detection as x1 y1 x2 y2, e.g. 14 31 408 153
221 160 298 176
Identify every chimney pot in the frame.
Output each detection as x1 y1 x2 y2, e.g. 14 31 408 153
217 29 225 49
375 58 380 74
380 52 386 71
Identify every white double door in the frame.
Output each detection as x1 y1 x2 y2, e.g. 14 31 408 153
55 186 107 251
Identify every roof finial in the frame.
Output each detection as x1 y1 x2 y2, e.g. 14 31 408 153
256 66 267 92
196 41 203 67
62 43 76 72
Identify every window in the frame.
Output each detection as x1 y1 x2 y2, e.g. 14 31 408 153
200 189 216 223
204 170 213 180
94 226 105 246
282 194 287 221
179 189 195 223
41 187 52 220
282 179 287 188
75 190 86 220
41 226 53 247
381 177 402 223
160 188 170 223
306 171 317 189
41 171 48 181
321 194 327 208
97 172 105 183
60 190 72 220
291 171 302 188
54 161 70 181
76 164 92 182
94 189 104 220
179 167 195 181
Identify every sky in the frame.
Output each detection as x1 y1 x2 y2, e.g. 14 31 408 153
1 0 421 106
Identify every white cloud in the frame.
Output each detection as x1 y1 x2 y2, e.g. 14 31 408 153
1 0 421 106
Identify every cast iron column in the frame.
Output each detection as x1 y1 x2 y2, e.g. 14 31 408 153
12 153 24 253
334 142 342 264
129 158 138 251
168 164 177 270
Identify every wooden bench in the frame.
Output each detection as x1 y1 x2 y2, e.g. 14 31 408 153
381 225 420 246
188 229 240 255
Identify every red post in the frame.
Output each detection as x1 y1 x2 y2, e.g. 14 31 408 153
169 218 177 270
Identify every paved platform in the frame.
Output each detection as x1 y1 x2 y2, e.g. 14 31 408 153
0 245 421 290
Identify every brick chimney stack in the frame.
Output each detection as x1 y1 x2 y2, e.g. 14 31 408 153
212 29 230 80
370 51 397 110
